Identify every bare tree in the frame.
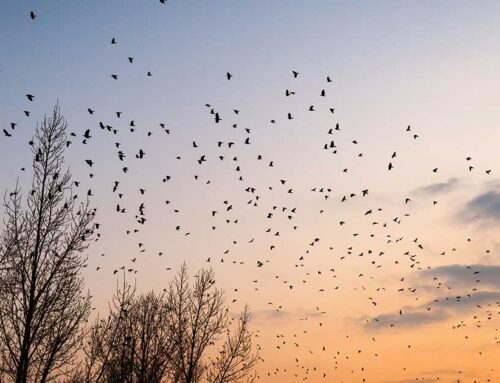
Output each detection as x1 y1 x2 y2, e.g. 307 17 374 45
205 307 257 383
0 106 95 383
76 278 173 383
77 265 258 383
167 265 259 383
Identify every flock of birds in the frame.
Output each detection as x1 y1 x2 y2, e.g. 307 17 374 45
1 7 499 383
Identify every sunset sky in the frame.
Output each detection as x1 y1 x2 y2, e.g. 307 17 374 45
1 1 499 382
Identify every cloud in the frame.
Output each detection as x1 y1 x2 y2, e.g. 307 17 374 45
252 309 292 324
420 264 500 289
413 177 460 195
484 178 500 189
365 264 500 330
252 308 324 325
458 190 500 224
365 309 448 330
365 290 500 330
427 290 500 310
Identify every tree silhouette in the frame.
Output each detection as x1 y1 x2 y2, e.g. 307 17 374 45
75 279 173 383
0 106 95 383
76 265 259 383
167 265 258 383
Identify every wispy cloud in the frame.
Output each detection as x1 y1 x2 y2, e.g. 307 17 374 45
484 178 500 189
364 290 500 330
365 264 500 329
365 309 448 329
420 264 500 289
413 177 460 195
427 290 500 310
458 190 500 224
252 308 324 325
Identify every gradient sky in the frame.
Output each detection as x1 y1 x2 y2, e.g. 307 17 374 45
1 1 500 382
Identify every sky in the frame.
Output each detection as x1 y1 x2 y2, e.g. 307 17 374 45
1 1 500 382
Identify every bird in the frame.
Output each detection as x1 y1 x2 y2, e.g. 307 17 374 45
26 94 34 101
226 72 232 80
30 11 36 20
